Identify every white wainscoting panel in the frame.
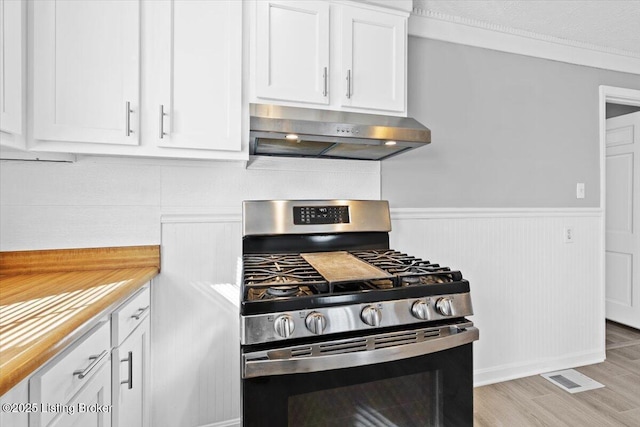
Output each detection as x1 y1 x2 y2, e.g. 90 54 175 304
390 208 604 386
153 219 242 427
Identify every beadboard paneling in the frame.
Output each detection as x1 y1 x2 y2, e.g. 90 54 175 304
152 221 242 427
390 208 604 386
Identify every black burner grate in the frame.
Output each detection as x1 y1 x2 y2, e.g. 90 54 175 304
350 250 463 285
242 250 464 303
243 254 328 301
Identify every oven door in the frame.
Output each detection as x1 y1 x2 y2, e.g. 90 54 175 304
242 323 478 427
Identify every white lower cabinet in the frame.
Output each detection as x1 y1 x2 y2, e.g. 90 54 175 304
111 285 151 427
0 378 29 427
29 321 112 427
111 319 149 427
47 362 111 427
13 284 152 427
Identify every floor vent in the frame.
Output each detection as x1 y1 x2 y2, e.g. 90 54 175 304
541 369 604 394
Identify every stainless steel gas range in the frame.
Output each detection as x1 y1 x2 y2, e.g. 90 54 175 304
240 200 479 426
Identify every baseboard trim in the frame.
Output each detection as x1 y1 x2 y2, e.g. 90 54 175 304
474 350 606 387
198 418 241 427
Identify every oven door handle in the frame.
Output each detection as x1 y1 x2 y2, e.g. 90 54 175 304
243 326 479 379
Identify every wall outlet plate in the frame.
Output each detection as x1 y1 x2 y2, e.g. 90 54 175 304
564 227 575 243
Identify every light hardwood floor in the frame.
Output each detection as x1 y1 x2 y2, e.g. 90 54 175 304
474 321 640 427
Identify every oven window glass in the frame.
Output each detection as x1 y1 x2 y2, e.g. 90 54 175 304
287 371 443 427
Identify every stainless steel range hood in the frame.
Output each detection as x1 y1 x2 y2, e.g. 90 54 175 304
249 104 431 161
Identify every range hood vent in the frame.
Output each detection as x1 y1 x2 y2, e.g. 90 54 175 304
249 104 431 161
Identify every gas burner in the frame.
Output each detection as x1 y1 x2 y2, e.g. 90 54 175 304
247 285 317 301
266 286 301 297
402 276 421 285
401 275 448 286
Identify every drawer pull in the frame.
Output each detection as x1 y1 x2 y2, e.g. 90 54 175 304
121 351 133 389
73 350 109 379
131 306 150 320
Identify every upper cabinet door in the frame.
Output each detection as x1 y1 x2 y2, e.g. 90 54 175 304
339 5 405 113
154 0 241 151
255 1 329 105
33 0 139 145
0 0 24 145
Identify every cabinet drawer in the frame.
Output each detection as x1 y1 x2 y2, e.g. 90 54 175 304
112 284 150 347
30 321 110 427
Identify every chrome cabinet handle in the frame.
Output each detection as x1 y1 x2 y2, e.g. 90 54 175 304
125 101 134 136
73 350 109 379
159 105 167 139
131 305 150 320
322 67 328 97
346 69 351 99
121 351 133 389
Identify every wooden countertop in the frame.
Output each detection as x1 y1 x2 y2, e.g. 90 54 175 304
0 246 160 396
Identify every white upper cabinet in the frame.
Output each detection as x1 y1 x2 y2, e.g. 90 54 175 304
339 4 405 112
29 0 245 160
0 0 25 147
252 0 407 115
33 0 140 145
255 1 330 105
150 0 242 152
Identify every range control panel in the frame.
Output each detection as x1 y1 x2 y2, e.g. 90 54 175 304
293 205 350 225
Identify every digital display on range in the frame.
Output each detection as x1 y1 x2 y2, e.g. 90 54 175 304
293 206 350 225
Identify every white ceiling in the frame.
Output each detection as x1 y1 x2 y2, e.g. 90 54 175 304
413 0 640 56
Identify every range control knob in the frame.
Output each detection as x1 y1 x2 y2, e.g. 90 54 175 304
361 305 382 327
273 314 295 338
411 300 430 320
436 297 453 317
305 312 327 335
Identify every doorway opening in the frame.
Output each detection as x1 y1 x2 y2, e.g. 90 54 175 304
600 86 640 338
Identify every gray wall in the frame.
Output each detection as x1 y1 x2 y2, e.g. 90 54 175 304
382 38 640 208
